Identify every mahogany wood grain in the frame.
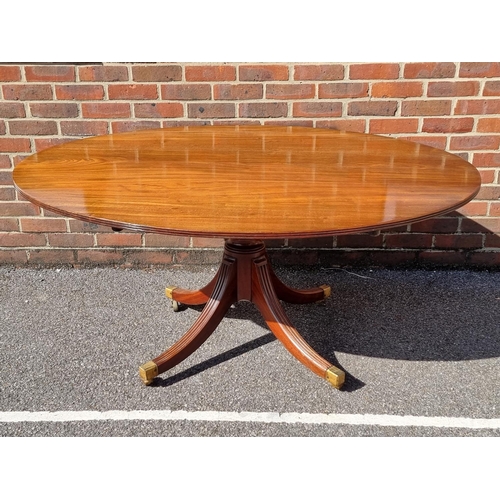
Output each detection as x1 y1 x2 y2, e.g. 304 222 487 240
13 126 481 389
13 126 481 239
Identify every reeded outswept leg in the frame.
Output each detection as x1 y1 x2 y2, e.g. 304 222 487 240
165 268 222 307
251 255 345 389
139 257 237 385
269 267 331 304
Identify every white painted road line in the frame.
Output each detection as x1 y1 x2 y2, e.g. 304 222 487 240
1 410 499 429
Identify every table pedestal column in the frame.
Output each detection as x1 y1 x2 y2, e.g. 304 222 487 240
139 239 345 389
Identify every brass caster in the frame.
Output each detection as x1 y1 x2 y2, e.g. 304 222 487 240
172 299 180 312
319 284 331 299
165 286 177 299
139 361 158 386
325 366 345 389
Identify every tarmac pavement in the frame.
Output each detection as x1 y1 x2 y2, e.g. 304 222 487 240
1 264 499 437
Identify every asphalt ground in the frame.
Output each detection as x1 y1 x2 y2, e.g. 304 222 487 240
1 263 498 439
2 264 498 497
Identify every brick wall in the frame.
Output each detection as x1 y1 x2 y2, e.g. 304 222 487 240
1 62 499 268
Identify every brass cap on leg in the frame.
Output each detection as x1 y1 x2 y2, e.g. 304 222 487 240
139 361 158 386
165 286 177 299
326 366 345 389
319 284 331 299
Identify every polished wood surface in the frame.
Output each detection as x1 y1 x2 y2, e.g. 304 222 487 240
13 126 481 239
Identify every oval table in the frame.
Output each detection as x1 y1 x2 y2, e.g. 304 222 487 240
13 126 481 389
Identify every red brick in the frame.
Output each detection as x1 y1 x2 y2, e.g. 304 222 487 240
468 251 500 267
55 84 104 100
0 232 46 247
477 170 495 184
434 234 483 249
0 186 14 200
79 65 129 82
348 101 397 116
0 102 26 118
400 135 447 149
401 100 452 116
76 249 124 265
28 249 76 265
459 62 500 78
0 121 5 135
349 63 399 80
96 233 142 246
0 138 31 153
25 65 75 82
111 121 162 133
162 120 211 127
125 250 174 266
483 81 500 96
132 65 182 82
477 118 500 133
0 66 21 81
161 84 211 100
239 102 288 118
0 218 19 231
419 251 466 266
449 135 500 151
336 233 384 248
9 120 58 135
266 84 315 99
108 84 158 100
144 234 190 247
187 103 235 119
264 120 313 127
3 84 53 101
427 81 479 97
34 138 73 151
385 233 433 248
134 102 184 118
30 102 79 118
213 84 263 100
316 120 366 132
369 118 419 134
319 82 368 98
422 117 474 133
60 121 109 136
69 220 113 233
47 233 95 247
186 65 236 81
0 156 11 169
489 203 500 217
456 201 488 217
473 153 500 166
191 237 225 248
293 64 344 81
0 249 28 264
476 186 500 201
404 62 456 79
21 218 67 232
462 217 500 233
409 218 459 233
174 249 225 265
485 233 500 248
82 103 130 118
371 81 423 98
293 102 342 118
239 65 289 81
288 237 334 248
454 99 500 115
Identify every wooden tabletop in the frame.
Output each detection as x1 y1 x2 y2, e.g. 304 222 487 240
13 126 481 239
